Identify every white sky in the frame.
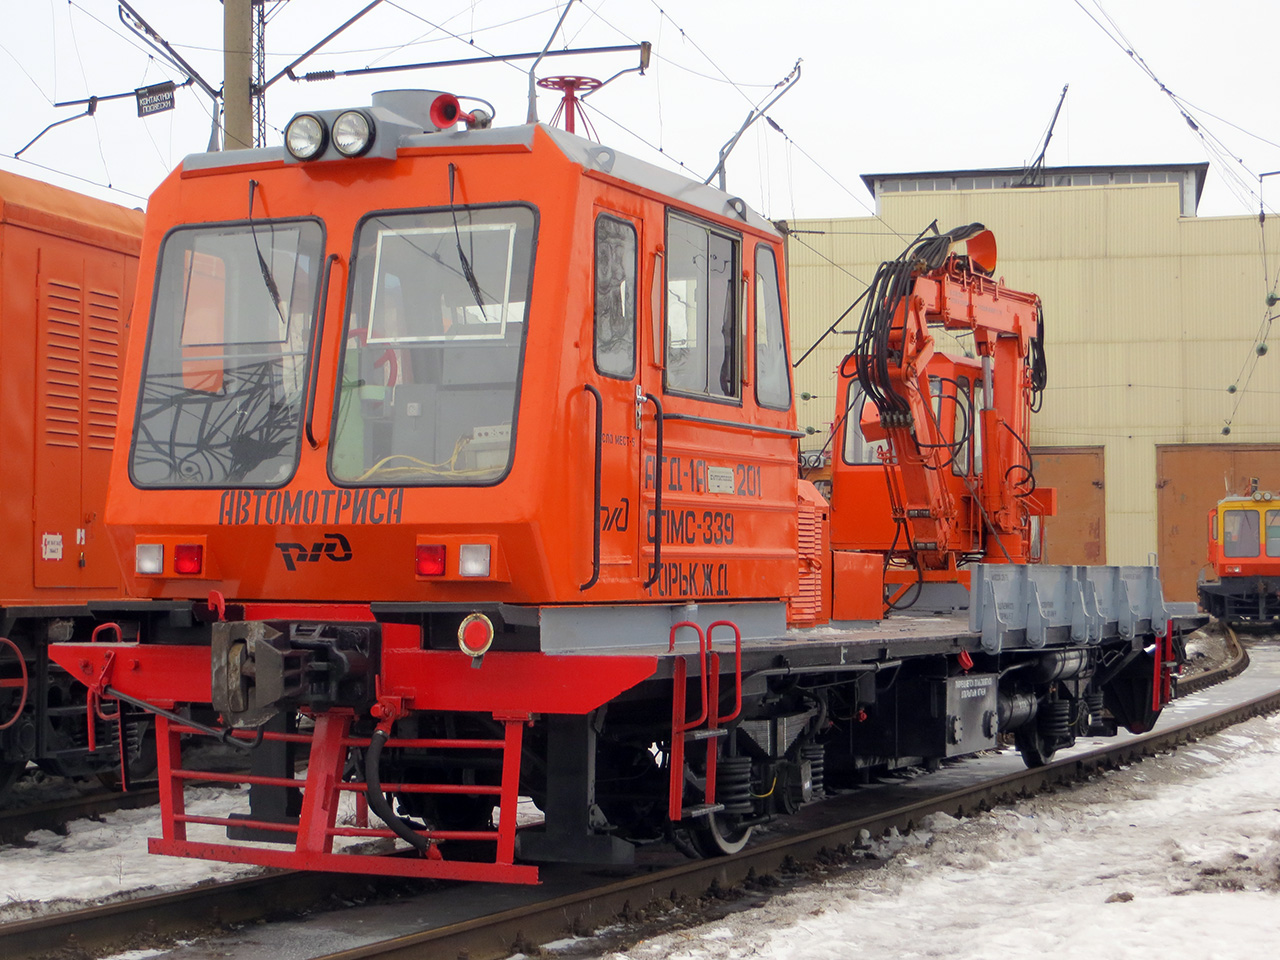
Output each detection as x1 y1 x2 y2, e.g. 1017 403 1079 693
1 1 1278 221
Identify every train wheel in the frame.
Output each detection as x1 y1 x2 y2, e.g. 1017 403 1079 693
1014 723 1057 768
668 817 753 859
692 811 754 856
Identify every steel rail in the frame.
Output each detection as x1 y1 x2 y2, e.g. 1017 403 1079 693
306 681 1280 960
0 649 1267 960
0 785 160 845
0 868 418 960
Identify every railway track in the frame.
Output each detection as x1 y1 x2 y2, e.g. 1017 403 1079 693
0 784 160 846
3 646 1272 960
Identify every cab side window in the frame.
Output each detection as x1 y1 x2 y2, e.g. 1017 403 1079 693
754 245 790 410
665 213 739 400
1223 509 1261 558
594 214 637 379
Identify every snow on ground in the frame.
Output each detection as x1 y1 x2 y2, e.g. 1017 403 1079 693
3 646 1279 958
0 775 542 924
558 711 1280 960
1 785 265 921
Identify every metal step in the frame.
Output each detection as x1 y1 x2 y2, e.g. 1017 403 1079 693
684 727 727 741
680 802 725 819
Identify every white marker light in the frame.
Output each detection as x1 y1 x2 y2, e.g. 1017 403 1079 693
136 543 164 575
459 543 491 578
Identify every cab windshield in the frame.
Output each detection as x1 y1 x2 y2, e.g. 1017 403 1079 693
130 219 324 487
331 204 536 485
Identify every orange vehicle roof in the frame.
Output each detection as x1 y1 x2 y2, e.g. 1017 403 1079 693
0 168 144 253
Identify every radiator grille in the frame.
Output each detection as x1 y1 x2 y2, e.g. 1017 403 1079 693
43 278 83 450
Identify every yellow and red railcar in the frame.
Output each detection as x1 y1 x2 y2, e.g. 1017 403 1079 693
48 91 1197 883
1200 489 1280 621
0 169 147 787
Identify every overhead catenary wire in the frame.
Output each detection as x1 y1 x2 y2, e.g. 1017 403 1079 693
0 152 150 203
66 0 188 78
65 5 112 189
1071 0 1274 433
167 5 562 60
1071 0 1272 215
0 38 54 102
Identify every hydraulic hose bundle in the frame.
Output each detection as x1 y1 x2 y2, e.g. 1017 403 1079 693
850 223 989 420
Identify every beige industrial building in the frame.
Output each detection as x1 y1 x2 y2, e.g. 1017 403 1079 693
784 163 1279 601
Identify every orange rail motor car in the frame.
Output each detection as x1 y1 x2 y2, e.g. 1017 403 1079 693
47 90 1196 883
0 169 146 788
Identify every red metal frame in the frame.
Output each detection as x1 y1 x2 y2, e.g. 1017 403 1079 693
666 619 742 822
50 628 658 718
1152 620 1175 712
48 610 658 882
150 709 539 883
0 637 29 731
667 620 707 821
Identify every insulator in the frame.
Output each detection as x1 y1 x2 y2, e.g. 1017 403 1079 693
718 755 754 814
801 742 826 799
1037 697 1072 741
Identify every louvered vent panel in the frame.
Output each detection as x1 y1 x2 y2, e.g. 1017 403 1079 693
85 287 122 450
44 278 84 450
788 500 823 625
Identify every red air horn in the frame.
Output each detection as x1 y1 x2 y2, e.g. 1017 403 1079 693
430 93 479 130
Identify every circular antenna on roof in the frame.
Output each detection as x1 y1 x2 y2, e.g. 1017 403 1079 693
536 76 602 137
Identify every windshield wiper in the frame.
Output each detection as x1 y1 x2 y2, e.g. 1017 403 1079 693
448 163 489 319
248 179 287 324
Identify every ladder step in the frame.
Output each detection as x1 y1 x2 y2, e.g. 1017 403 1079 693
685 727 728 741
681 802 725 819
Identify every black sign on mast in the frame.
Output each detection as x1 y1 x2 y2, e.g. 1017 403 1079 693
135 81 177 118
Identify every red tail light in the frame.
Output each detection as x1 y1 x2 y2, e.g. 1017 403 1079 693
458 613 494 657
416 544 446 576
174 544 204 575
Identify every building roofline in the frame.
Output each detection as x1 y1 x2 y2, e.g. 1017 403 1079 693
860 162 1209 210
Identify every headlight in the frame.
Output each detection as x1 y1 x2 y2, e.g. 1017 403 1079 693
332 110 374 157
285 114 327 160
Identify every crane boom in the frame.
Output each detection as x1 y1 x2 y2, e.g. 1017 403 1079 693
831 224 1055 608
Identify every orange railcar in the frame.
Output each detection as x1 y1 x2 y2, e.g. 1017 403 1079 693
0 169 145 785
1199 489 1280 621
47 91 1196 883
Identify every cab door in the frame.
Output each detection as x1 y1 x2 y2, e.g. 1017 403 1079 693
583 209 644 589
